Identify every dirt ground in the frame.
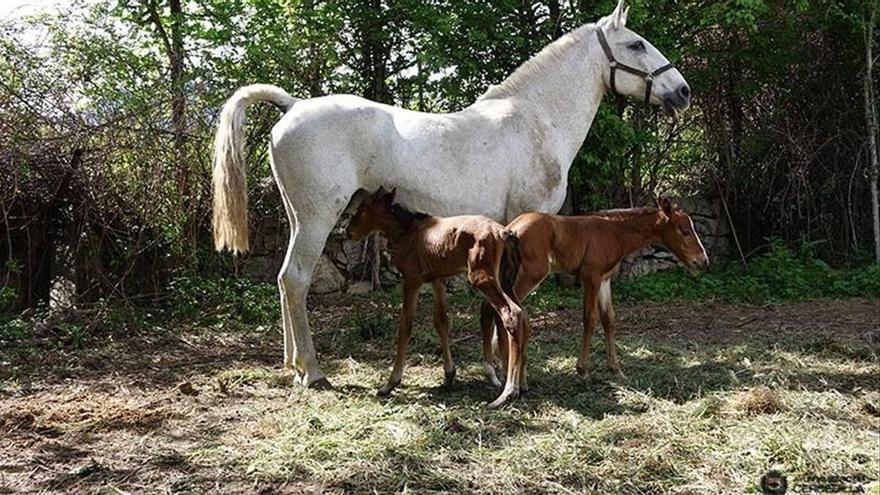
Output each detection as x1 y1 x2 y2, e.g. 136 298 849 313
1 297 878 494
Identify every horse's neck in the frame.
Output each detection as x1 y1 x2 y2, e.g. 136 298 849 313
385 216 432 248
477 24 607 164
606 211 663 257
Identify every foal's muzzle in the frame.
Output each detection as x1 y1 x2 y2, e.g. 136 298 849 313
662 84 691 117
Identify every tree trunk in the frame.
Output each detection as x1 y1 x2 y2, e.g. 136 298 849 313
547 0 563 40
864 0 880 263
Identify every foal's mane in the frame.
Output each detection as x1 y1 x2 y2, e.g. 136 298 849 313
389 202 430 228
592 206 659 221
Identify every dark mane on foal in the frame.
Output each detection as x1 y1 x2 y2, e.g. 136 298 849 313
592 206 659 220
389 202 430 227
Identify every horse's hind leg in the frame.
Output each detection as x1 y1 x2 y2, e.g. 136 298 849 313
598 279 625 379
479 300 502 387
469 265 524 409
432 280 456 387
278 212 337 389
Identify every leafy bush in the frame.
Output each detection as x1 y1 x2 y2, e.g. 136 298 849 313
615 241 880 304
164 276 277 328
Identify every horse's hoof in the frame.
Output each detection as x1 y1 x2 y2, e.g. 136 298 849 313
377 380 399 397
307 377 334 390
443 368 456 388
487 391 519 410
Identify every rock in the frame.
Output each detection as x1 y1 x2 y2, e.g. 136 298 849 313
447 274 471 293
241 255 278 283
177 382 198 396
556 273 579 288
347 281 372 295
311 255 346 294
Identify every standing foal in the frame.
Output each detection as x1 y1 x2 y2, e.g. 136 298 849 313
484 197 709 380
347 187 529 408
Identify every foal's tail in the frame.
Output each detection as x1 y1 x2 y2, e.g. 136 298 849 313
212 84 299 253
500 231 522 295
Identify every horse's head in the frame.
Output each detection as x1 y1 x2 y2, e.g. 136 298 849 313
346 187 398 241
655 197 709 273
597 0 691 117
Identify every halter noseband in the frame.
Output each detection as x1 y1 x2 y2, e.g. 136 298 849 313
596 28 675 106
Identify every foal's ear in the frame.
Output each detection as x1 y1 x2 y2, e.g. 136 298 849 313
385 187 397 204
656 196 674 218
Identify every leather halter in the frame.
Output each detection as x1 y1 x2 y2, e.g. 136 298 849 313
596 28 675 106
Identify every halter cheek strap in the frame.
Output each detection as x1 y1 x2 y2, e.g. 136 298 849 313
596 29 675 106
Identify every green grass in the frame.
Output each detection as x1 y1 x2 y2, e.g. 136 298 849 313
2 245 878 494
185 297 879 494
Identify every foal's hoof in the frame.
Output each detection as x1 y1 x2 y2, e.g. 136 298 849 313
575 364 591 378
487 391 519 410
443 368 457 388
307 377 334 390
377 380 399 397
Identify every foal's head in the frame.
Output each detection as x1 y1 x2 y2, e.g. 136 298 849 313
347 187 427 241
347 187 397 241
655 197 709 272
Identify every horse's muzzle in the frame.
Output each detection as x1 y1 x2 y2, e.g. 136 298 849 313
662 85 691 117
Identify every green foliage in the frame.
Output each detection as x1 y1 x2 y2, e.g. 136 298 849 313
615 242 880 304
342 311 393 342
165 276 278 328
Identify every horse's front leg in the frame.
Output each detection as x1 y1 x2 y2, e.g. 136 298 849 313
598 279 626 380
432 280 456 387
378 278 421 396
575 274 600 378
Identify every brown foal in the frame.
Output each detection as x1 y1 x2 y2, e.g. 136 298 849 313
347 187 529 408
483 197 709 380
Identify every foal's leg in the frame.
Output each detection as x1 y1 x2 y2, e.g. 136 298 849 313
378 279 420 396
598 279 625 379
479 301 502 387
575 274 600 377
432 280 456 387
469 266 524 409
477 262 546 386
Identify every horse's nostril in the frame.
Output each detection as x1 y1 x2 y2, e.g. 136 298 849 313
679 84 691 99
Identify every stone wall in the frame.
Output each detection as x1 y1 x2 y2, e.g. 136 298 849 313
618 197 731 278
240 190 732 291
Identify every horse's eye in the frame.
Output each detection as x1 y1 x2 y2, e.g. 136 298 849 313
628 41 646 52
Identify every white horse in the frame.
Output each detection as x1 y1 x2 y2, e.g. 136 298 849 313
212 0 690 390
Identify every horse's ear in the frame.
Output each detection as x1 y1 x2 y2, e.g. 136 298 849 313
608 0 628 29
657 196 673 218
386 187 397 203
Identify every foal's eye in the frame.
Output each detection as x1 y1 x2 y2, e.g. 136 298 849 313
628 41 646 52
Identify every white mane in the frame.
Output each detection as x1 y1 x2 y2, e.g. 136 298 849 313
480 23 598 101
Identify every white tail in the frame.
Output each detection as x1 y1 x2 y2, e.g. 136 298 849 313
212 84 298 253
